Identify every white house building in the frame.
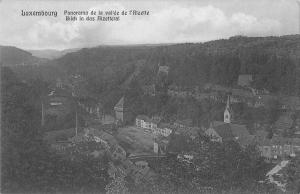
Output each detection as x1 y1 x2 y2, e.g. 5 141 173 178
136 115 172 137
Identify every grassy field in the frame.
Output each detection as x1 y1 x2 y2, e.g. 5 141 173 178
43 127 83 143
116 126 155 154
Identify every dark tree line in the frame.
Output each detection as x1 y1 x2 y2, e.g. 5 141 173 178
1 67 109 193
138 134 275 194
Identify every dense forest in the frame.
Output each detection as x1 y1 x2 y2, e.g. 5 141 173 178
1 67 110 193
3 35 300 98
2 35 300 126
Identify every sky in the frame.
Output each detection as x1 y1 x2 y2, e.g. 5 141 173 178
0 0 299 50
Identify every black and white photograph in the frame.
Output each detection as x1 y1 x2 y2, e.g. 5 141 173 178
1 0 300 193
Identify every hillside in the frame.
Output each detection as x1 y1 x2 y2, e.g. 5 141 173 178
6 35 300 106
28 48 80 59
0 46 44 66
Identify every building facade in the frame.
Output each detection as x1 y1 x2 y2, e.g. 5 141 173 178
114 96 132 124
136 115 172 137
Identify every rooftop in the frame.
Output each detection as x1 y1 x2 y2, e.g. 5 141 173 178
136 115 151 121
238 74 253 87
210 121 253 146
114 96 125 110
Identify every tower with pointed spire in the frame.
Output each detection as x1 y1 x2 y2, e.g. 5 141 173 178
224 95 231 123
114 96 132 124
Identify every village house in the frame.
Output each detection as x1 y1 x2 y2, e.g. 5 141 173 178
253 130 300 161
142 84 156 96
274 111 295 135
76 128 127 161
253 94 276 108
56 78 63 89
136 114 203 140
294 117 300 137
177 152 197 164
167 84 195 98
135 115 171 137
167 89 191 98
136 115 152 129
237 74 253 87
174 118 193 128
172 118 203 139
174 126 202 139
158 64 170 75
156 123 173 137
279 96 300 111
108 158 156 185
257 137 300 160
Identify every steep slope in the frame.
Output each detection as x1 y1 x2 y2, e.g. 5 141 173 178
0 46 43 66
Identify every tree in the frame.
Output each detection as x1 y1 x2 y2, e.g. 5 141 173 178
105 175 130 194
1 68 110 193
285 155 300 193
159 132 271 193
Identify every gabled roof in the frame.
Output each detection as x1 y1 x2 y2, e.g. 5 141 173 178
274 112 293 131
211 121 253 146
158 122 172 128
114 96 124 109
238 74 253 87
213 123 235 139
136 115 162 124
136 115 150 121
174 119 193 127
158 65 169 74
114 96 130 111
254 130 270 146
230 123 250 139
212 121 226 127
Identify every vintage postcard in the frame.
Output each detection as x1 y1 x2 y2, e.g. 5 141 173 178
1 0 300 193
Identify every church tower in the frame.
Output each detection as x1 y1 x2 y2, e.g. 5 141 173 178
224 96 231 123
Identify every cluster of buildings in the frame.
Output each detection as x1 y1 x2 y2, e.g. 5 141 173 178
46 126 156 184
135 115 172 137
110 71 300 164
107 159 156 185
202 96 300 161
255 130 300 161
135 96 254 148
132 96 254 158
77 128 156 184
135 114 202 139
133 94 300 162
166 75 300 111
